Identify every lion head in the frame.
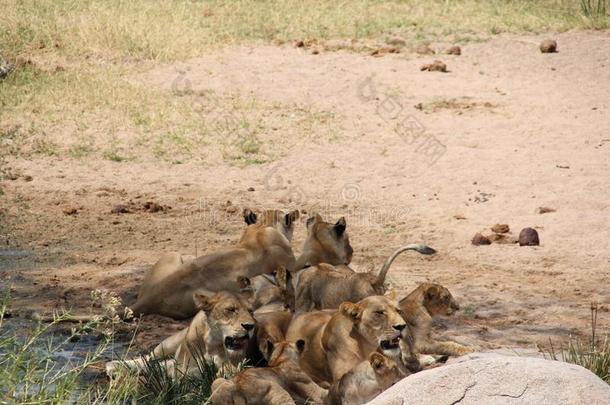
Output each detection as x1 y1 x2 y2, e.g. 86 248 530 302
368 352 405 391
340 295 406 358
420 283 460 316
243 208 300 242
193 291 255 355
299 214 353 268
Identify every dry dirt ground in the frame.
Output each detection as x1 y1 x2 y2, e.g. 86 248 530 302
1 31 609 352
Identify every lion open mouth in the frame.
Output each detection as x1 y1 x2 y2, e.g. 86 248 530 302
224 335 249 351
380 337 400 351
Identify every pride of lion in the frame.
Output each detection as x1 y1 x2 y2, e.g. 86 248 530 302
106 208 473 404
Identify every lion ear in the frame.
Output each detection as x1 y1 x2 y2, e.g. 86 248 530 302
306 213 323 229
340 302 362 320
369 352 386 370
193 291 216 312
424 285 439 301
237 276 251 289
296 339 306 353
334 217 347 237
243 208 257 225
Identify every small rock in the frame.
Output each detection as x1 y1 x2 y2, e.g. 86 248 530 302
420 60 447 72
472 233 491 246
537 206 556 214
63 207 78 216
111 204 130 214
453 214 466 220
23 175 33 182
370 46 400 57
446 45 461 55
386 36 406 47
540 39 557 53
519 227 540 246
491 223 510 234
247 187 255 192
311 48 320 55
294 40 305 48
415 44 435 55
143 201 164 213
488 233 517 244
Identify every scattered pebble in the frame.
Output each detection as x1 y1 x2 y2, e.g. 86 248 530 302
453 214 467 220
472 233 491 246
518 227 540 246
446 45 461 55
247 187 255 192
111 204 130 214
23 175 33 182
537 206 556 214
63 207 78 216
491 224 510 234
371 46 400 57
420 60 447 72
311 48 320 55
294 40 305 48
143 201 165 213
540 39 557 53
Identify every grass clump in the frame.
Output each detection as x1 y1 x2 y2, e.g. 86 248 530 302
543 303 610 384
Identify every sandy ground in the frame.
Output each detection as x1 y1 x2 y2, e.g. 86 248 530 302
2 31 609 352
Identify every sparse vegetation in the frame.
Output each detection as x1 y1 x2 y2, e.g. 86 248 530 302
581 0 608 27
542 303 610 385
0 0 604 164
0 288 232 404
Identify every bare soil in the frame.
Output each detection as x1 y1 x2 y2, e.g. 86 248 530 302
2 31 609 352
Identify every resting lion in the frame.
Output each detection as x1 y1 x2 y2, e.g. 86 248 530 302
294 244 436 312
326 352 405 405
399 283 473 361
210 340 327 405
130 209 296 319
285 295 418 386
106 291 255 377
294 214 354 272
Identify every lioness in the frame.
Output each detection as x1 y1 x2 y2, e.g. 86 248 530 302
294 244 436 312
130 209 296 319
326 352 405 405
294 214 354 271
285 295 417 385
106 291 255 377
210 340 327 405
399 283 473 359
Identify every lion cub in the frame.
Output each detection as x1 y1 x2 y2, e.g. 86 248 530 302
326 352 405 405
210 340 327 405
399 283 473 360
106 291 255 378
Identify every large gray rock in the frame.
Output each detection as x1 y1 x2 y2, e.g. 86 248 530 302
368 352 610 405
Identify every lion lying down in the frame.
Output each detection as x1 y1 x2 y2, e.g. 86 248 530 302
209 340 327 405
130 209 297 319
106 291 255 378
399 282 473 361
285 295 418 386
